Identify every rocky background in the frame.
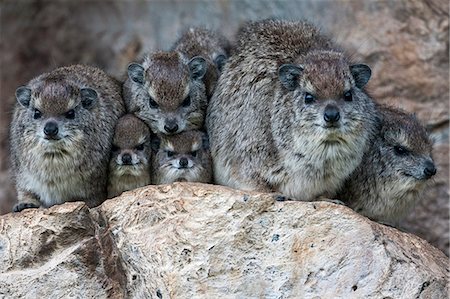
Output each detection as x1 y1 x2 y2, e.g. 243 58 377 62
0 0 448 255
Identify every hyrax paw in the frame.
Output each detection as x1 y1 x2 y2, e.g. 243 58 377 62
13 202 40 213
274 194 291 202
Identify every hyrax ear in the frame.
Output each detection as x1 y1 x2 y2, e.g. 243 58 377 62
150 136 161 153
201 132 210 150
350 64 371 88
188 56 207 80
278 64 303 91
80 88 98 109
214 54 227 72
15 86 32 108
128 63 145 85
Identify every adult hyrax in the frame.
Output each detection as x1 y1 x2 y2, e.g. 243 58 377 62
151 130 212 184
123 51 208 135
171 27 231 98
338 105 436 224
107 114 152 198
206 19 379 201
10 65 125 212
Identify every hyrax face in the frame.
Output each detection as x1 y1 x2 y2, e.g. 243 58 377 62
127 52 208 135
152 130 212 184
278 51 375 150
380 108 435 191
110 114 151 176
15 77 99 155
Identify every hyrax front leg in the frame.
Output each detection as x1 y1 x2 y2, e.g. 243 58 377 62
13 190 41 212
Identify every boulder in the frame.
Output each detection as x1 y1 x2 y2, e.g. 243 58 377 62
0 184 447 298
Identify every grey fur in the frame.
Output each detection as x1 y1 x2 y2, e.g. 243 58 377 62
151 130 212 184
206 19 379 200
10 65 125 211
107 114 152 198
338 105 435 224
123 51 208 135
172 27 231 98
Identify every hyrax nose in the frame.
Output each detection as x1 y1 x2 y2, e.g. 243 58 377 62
179 157 188 168
122 153 132 165
423 161 437 179
324 105 340 123
44 122 58 137
164 120 179 134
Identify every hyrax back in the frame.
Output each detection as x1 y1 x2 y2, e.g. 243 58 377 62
172 27 231 98
338 105 436 224
123 51 208 135
151 130 212 184
108 114 152 198
10 65 125 211
206 19 378 201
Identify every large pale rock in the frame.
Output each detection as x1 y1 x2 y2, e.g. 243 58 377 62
0 184 447 298
0 203 126 298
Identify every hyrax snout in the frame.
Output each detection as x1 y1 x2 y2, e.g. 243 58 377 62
151 130 212 184
123 51 208 135
11 65 125 212
107 114 152 198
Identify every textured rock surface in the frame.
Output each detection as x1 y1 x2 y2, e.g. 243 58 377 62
0 184 448 298
0 0 448 254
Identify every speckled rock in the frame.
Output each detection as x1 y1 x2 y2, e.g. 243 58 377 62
0 184 447 298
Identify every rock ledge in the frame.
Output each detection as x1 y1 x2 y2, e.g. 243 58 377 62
0 183 448 298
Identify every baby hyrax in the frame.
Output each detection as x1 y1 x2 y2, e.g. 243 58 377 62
206 19 379 201
171 27 230 98
151 130 212 184
338 105 436 225
107 114 152 198
10 65 125 212
123 51 208 135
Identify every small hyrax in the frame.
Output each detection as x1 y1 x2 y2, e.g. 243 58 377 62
151 130 212 184
10 65 125 212
206 19 379 201
338 105 436 225
107 114 152 198
171 27 230 98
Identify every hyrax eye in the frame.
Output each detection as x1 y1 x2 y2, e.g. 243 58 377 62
135 144 144 151
343 90 353 102
167 151 175 157
149 97 159 109
112 145 120 152
394 145 409 156
181 96 191 108
191 150 198 157
65 109 75 119
33 109 42 119
304 93 315 104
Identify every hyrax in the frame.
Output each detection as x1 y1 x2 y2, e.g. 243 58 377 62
171 27 231 98
107 114 152 198
151 130 212 184
338 105 436 224
123 51 208 135
206 19 379 201
10 65 125 212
